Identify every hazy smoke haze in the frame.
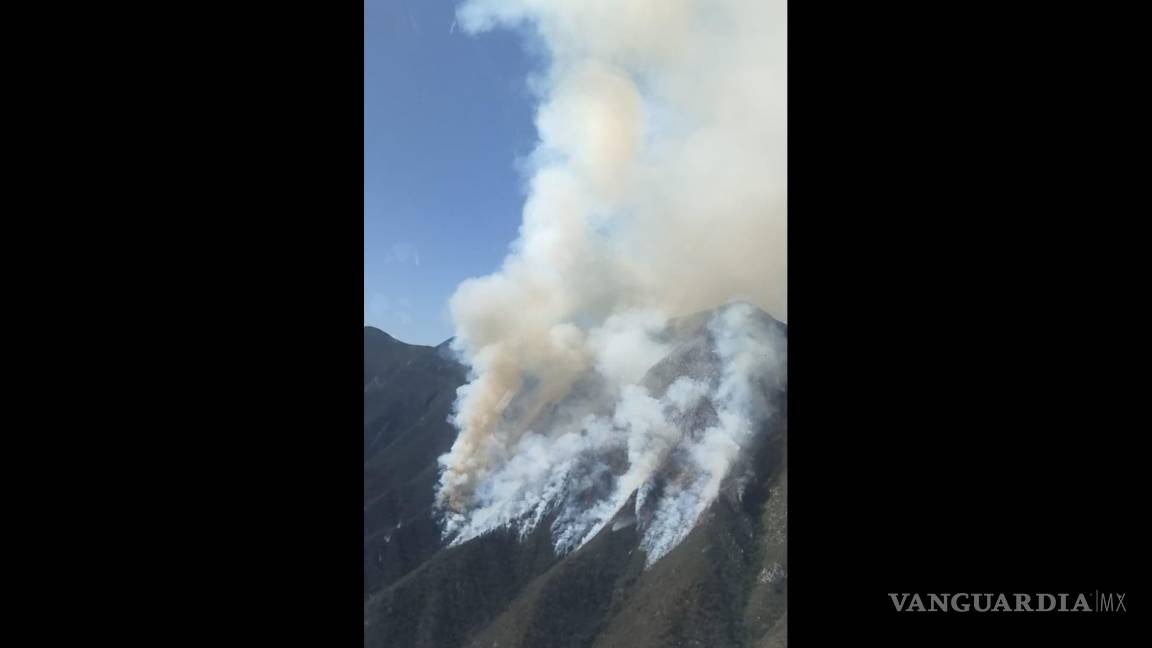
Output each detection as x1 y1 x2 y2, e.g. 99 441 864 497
436 0 787 565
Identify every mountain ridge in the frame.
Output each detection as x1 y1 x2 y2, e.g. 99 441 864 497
364 305 787 647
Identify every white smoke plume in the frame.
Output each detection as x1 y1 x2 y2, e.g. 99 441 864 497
437 0 787 565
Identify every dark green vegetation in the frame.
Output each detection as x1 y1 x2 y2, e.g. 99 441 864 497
364 315 787 647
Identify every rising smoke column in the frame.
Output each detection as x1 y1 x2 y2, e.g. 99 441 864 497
437 0 787 560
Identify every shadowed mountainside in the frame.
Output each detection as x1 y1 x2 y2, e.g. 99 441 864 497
363 310 787 647
363 327 467 597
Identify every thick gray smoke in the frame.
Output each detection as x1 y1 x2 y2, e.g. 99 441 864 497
437 0 787 565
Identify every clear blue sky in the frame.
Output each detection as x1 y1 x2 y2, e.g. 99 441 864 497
365 0 539 345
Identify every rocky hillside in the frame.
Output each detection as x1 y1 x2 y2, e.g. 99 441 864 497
364 310 787 647
363 328 467 597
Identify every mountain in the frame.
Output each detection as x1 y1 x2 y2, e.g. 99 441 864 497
364 307 787 647
363 328 467 597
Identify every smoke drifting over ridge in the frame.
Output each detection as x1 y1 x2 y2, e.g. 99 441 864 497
437 0 787 564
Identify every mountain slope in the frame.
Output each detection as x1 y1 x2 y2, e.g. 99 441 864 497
364 307 787 647
363 328 467 597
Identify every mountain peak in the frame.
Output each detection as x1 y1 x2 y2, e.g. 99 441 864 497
364 326 397 343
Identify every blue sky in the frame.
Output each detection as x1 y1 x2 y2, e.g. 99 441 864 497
365 0 540 345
